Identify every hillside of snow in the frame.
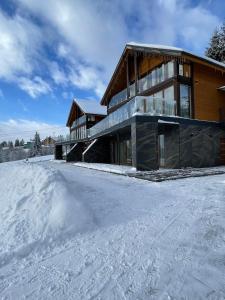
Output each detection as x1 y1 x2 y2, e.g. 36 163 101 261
1 158 225 299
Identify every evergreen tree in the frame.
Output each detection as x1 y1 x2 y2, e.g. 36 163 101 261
205 23 225 63
220 22 225 62
15 139 20 147
19 139 25 146
8 141 14 149
0 141 7 148
33 132 41 154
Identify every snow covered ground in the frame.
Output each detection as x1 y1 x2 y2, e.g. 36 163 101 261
74 161 136 174
1 158 225 299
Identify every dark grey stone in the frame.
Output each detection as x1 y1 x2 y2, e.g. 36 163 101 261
66 142 86 162
83 137 111 163
132 121 158 170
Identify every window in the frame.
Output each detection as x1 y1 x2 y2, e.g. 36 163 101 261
179 63 191 77
179 64 184 76
88 115 95 122
180 84 191 118
167 61 174 78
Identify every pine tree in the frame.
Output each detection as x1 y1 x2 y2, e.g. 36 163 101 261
15 139 20 147
220 22 225 62
8 141 14 149
19 139 24 146
205 23 225 63
0 141 7 148
33 132 41 154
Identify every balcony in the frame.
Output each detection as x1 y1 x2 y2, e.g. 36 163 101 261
89 96 176 137
108 61 175 109
71 115 86 129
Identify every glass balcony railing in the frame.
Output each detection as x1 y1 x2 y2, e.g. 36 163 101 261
71 115 86 129
108 88 127 109
108 61 175 109
89 96 176 137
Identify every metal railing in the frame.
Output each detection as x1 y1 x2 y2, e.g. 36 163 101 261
89 96 176 137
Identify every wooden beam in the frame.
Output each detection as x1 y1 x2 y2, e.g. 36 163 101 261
126 55 130 99
134 51 138 95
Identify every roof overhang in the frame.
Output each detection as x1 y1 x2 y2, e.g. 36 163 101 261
66 100 76 127
218 86 225 91
100 43 225 106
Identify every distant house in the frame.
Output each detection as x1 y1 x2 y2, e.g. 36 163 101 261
55 99 106 161
55 42 225 170
42 137 56 146
23 141 34 150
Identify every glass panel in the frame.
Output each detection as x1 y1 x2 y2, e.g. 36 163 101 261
129 82 136 98
167 61 174 78
152 69 156 86
109 88 127 108
164 86 175 115
179 64 184 76
180 84 190 118
89 94 176 137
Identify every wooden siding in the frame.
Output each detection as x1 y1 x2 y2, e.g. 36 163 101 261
193 63 225 121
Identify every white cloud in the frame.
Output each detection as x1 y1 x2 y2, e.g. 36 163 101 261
17 0 220 91
49 62 67 85
18 77 52 98
0 119 68 142
0 9 42 80
0 0 222 99
68 65 105 97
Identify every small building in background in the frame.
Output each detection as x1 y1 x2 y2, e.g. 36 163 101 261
42 137 56 146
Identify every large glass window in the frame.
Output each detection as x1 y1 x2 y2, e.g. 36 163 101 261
179 63 191 77
180 84 191 118
109 60 175 109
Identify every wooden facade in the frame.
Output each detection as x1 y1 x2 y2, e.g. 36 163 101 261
193 63 225 121
101 44 225 124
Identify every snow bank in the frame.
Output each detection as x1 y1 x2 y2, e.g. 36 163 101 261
0 160 92 262
26 154 54 162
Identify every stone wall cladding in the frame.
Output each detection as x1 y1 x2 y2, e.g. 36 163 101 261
82 137 111 163
132 121 158 170
66 142 85 162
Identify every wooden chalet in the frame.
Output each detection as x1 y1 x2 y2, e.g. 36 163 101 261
56 43 225 170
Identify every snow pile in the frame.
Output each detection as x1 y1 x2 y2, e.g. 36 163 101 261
26 154 54 162
0 160 92 262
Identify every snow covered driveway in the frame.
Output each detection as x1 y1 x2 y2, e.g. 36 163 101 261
1 159 225 299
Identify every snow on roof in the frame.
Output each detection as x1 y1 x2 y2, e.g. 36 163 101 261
218 86 225 91
127 42 225 69
74 98 107 115
127 42 183 52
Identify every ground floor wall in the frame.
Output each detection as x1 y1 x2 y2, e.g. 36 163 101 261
131 117 225 170
55 117 225 171
82 137 111 163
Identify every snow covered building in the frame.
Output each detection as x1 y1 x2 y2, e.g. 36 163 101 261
55 98 107 161
56 42 225 170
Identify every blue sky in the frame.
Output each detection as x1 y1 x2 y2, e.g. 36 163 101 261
0 0 224 141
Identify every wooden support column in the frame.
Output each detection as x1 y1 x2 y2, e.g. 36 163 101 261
134 51 138 96
126 55 130 99
190 62 195 119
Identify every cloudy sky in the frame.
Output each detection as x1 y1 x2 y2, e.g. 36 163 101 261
0 0 224 141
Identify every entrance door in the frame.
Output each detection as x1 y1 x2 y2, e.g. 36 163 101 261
158 134 165 167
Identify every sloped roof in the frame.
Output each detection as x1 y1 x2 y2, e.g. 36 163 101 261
66 98 107 127
100 42 225 105
127 42 225 69
74 98 107 115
